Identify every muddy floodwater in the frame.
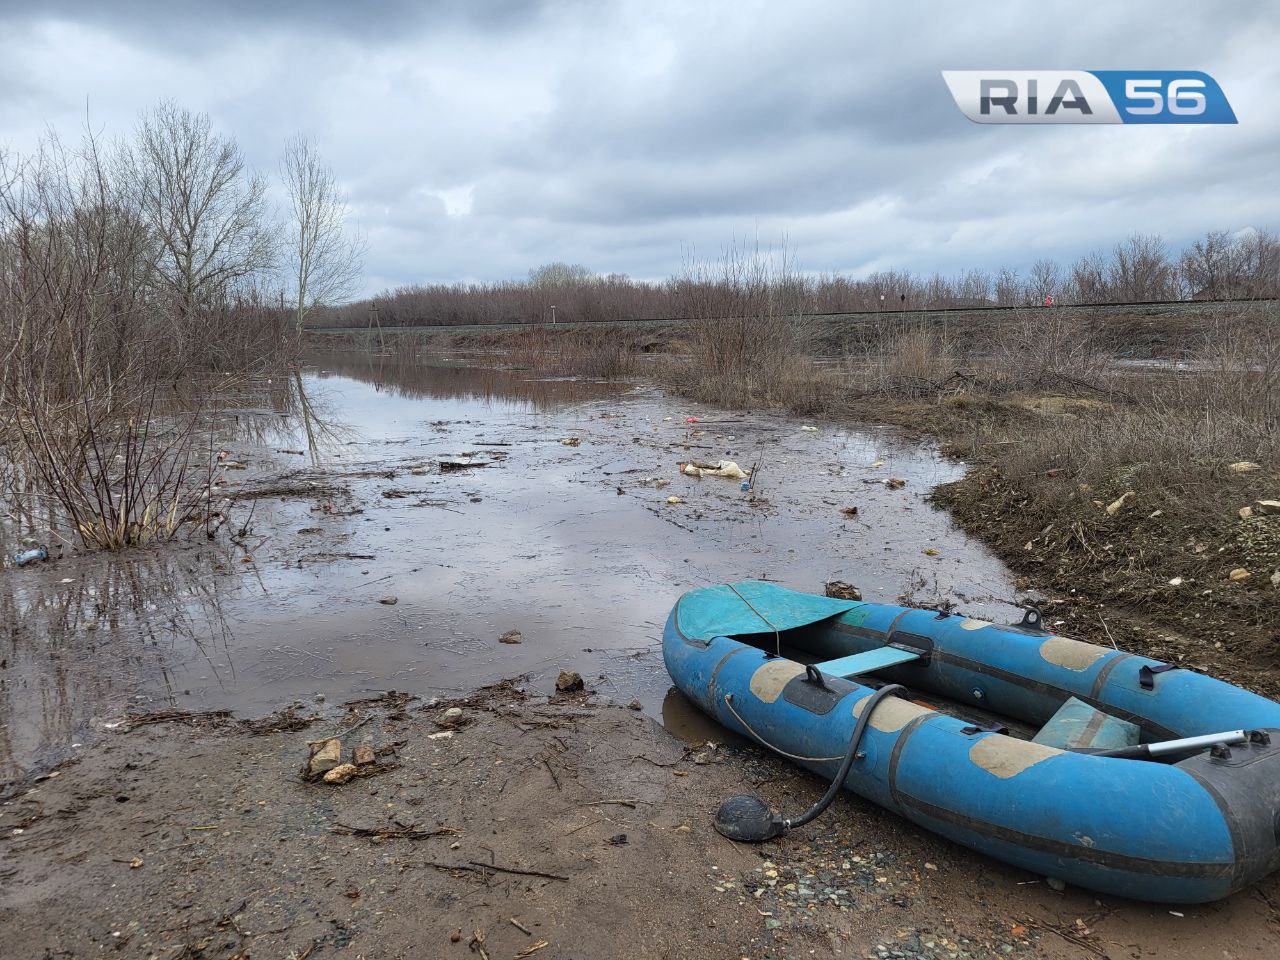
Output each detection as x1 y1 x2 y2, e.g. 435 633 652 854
1 351 1026 781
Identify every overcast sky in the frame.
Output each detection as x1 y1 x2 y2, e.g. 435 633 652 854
1 1 1276 296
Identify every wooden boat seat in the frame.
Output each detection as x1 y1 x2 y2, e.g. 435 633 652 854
814 645 922 679
1032 696 1140 751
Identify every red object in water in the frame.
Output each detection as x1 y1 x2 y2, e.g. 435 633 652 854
685 417 700 423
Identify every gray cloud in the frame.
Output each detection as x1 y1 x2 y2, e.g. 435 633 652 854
0 1 1276 294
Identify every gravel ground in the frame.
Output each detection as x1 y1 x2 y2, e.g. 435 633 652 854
3 681 1277 959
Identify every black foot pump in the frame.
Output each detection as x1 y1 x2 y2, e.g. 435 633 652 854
714 683 907 842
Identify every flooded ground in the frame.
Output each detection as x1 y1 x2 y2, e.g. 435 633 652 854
6 350 1280 960
1 349 1025 781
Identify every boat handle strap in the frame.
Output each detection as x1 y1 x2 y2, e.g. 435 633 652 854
804 664 828 688
1138 663 1176 690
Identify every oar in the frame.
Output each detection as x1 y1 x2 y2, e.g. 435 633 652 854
1080 729 1253 760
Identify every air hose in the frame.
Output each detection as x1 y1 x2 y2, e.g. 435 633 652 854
714 682 907 842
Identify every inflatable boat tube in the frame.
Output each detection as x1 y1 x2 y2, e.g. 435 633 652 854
662 581 1280 903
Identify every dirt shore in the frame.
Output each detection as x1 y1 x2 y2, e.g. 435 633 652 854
3 683 1277 960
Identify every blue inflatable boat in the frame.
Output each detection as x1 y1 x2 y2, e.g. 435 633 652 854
662 581 1280 903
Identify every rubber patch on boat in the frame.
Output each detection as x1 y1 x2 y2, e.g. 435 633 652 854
852 694 933 732
1039 636 1108 671
749 660 807 703
969 735 1062 779
958 618 991 630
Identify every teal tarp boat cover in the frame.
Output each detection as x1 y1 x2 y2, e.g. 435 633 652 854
674 581 861 643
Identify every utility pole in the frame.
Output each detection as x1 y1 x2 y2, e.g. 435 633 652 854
550 304 557 326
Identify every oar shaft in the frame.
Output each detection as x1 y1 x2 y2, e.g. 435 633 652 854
1088 729 1249 760
1145 730 1247 757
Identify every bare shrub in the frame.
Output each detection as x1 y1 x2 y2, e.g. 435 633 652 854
1188 311 1280 427
669 240 813 404
996 309 1279 496
992 307 1109 389
489 324 639 380
856 318 961 399
10 388 215 550
1 109 296 553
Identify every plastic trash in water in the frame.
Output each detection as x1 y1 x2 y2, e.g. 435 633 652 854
681 460 750 480
740 480 751 492
14 547 47 567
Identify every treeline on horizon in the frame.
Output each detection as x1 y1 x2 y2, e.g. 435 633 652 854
321 229 1280 329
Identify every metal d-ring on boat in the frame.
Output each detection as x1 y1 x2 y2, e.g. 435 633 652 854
662 580 1280 904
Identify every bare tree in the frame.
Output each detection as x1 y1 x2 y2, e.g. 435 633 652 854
123 101 273 318
281 135 365 333
1071 251 1110 303
1179 230 1237 299
528 262 592 287
994 268 1021 306
1108 234 1174 302
1234 229 1280 298
1027 258 1062 303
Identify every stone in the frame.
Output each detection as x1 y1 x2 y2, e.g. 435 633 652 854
1229 461 1261 472
627 699 642 710
555 670 585 693
441 706 464 724
1255 500 1280 515
498 630 523 644
352 743 375 766
307 738 343 778
1229 568 1251 582
1272 570 1280 588
1240 506 1254 520
824 581 862 601
1105 491 1134 516
323 763 359 784
378 595 398 605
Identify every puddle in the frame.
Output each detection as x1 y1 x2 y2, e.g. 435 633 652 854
0 351 1026 778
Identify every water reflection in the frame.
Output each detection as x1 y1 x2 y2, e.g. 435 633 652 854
306 350 625 410
0 546 238 781
2 351 1023 785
